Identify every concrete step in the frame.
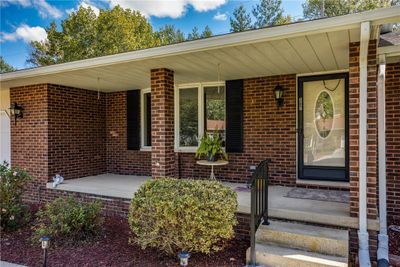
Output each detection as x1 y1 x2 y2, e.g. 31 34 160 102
246 243 348 267
256 220 348 257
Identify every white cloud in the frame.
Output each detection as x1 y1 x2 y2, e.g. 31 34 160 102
0 0 62 19
67 1 101 16
0 0 31 7
1 24 47 43
34 0 63 18
109 0 227 18
213 11 227 21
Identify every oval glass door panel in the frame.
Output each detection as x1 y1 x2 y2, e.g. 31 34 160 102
314 91 333 139
303 79 345 167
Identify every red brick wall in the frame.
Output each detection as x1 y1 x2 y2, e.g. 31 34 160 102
47 84 106 180
151 68 175 177
385 62 400 224
10 84 49 202
177 75 297 184
348 41 378 219
105 91 151 176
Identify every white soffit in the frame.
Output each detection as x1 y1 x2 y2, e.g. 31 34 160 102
1 6 399 92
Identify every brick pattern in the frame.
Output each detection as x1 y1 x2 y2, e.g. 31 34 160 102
385 62 400 224
47 84 106 180
177 75 297 185
151 68 175 177
10 84 49 202
106 91 151 176
348 41 378 219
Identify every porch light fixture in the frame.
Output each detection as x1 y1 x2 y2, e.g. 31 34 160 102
178 251 190 266
40 236 50 267
8 102 24 125
273 84 284 107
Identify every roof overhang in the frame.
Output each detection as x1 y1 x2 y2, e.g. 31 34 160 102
1 6 399 91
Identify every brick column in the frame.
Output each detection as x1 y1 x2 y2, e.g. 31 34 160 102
10 84 50 203
151 68 175 177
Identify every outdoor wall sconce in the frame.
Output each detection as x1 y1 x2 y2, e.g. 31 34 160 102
273 84 284 107
7 102 24 125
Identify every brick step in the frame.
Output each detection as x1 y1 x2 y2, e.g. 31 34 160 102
256 220 348 257
246 243 348 267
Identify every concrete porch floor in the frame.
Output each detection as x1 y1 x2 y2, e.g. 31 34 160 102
46 174 379 230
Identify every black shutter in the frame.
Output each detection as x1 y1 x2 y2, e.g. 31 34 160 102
127 90 140 150
225 79 243 153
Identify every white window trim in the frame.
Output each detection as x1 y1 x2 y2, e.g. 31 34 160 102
140 88 151 151
175 81 226 153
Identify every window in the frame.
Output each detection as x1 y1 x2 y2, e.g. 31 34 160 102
175 82 225 150
141 89 152 148
179 87 199 147
204 86 225 141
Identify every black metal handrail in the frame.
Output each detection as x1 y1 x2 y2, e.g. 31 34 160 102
247 159 271 266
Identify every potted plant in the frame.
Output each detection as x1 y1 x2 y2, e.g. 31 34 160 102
195 132 227 162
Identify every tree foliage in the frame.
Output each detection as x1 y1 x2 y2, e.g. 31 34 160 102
302 0 398 19
29 6 155 66
0 57 16 73
230 4 253 32
155 24 185 46
252 0 287 28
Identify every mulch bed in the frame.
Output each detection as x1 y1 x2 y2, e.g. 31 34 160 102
1 217 248 267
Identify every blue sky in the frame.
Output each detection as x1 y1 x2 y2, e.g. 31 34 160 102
0 0 305 70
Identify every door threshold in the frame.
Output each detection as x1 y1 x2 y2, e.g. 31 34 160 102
296 179 349 189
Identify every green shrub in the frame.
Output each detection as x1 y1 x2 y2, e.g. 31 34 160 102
0 161 31 231
33 197 103 243
128 178 238 255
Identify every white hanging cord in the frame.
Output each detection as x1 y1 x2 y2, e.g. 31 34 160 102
97 77 100 100
217 63 221 94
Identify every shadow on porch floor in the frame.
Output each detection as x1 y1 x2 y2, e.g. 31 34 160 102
46 174 379 230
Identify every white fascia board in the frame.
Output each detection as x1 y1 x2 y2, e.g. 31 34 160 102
1 6 399 82
378 44 400 57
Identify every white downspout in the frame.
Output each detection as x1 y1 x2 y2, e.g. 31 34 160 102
358 21 371 267
377 54 389 267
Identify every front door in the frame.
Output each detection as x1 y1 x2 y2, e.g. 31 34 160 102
298 73 349 181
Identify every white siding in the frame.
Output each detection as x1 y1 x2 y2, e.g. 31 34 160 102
0 88 11 164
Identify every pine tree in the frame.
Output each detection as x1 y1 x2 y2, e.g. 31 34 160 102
229 4 252 32
201 26 213 38
187 26 200 40
252 0 284 28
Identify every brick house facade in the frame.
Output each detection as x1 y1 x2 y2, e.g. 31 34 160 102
2 9 400 266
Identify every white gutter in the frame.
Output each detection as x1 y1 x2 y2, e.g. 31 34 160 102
377 54 389 267
0 6 399 82
358 21 371 267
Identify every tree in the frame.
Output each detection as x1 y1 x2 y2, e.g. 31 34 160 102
187 26 200 40
302 0 397 19
0 56 15 73
155 24 185 46
201 26 213 38
252 0 286 28
28 6 156 66
230 4 252 32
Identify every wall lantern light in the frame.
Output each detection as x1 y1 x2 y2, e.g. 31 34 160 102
273 84 284 107
7 102 24 125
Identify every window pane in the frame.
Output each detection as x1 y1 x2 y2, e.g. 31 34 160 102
179 88 198 146
303 78 345 167
143 92 151 146
204 86 225 141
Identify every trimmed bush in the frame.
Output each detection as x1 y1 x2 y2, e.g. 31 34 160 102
0 161 31 231
33 197 103 243
128 178 238 255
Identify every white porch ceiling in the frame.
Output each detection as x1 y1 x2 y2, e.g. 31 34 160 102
0 29 358 92
1 6 399 92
